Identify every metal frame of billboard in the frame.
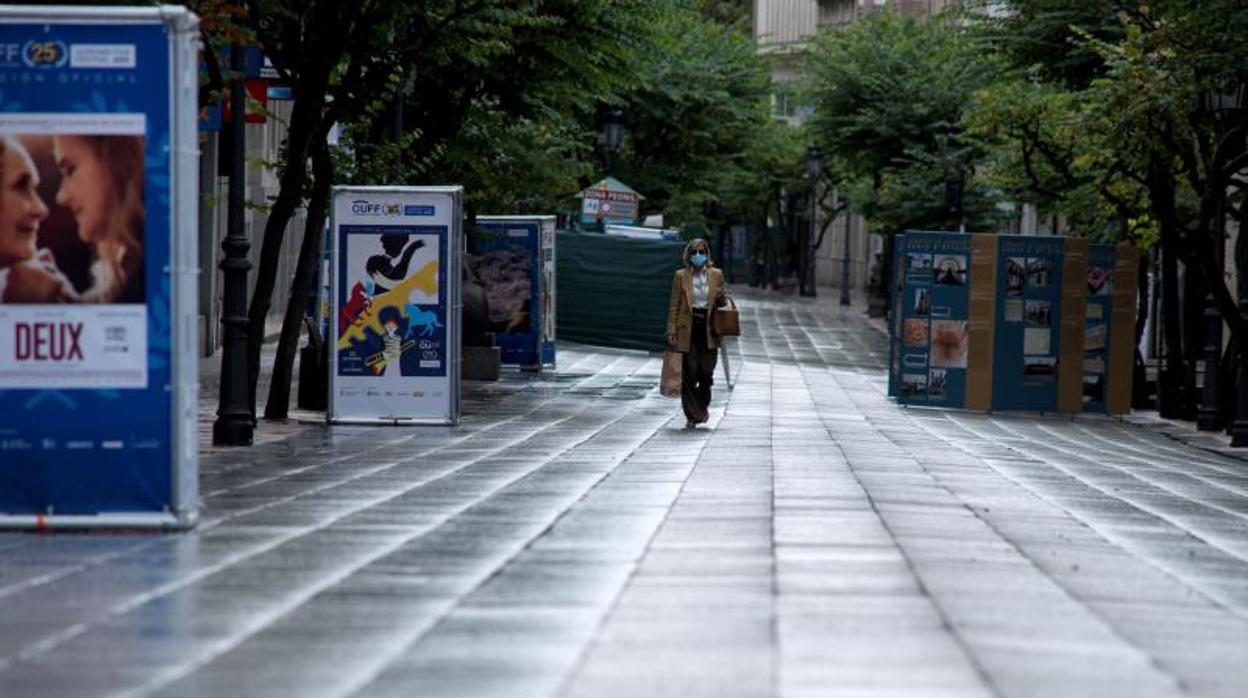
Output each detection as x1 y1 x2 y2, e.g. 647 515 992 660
328 185 463 426
0 5 200 529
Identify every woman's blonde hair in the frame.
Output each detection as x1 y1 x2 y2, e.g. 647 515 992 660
75 135 144 302
682 238 713 269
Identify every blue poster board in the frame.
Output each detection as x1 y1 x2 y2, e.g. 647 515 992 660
1083 244 1114 412
991 236 1065 411
471 221 541 368
474 216 556 370
0 8 200 528
896 232 972 407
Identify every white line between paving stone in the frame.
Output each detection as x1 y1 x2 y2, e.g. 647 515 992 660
0 393 607 680
552 380 737 698
122 394 662 698
933 414 1248 619
341 405 701 698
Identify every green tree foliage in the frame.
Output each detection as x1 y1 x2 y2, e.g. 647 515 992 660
341 0 656 215
612 7 775 227
699 0 751 29
965 0 1154 243
338 1 778 230
964 71 1152 243
970 0 1123 89
804 11 1001 234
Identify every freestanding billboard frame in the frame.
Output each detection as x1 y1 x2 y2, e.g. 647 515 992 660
328 185 462 425
0 5 200 529
474 215 557 371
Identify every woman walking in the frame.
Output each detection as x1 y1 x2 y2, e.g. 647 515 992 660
666 238 726 428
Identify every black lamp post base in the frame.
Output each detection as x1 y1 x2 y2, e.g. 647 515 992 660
1197 408 1224 432
213 417 254 447
1233 342 1248 447
1230 422 1248 448
1157 369 1184 419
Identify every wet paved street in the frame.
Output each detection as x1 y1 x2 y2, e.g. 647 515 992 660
3 290 1248 697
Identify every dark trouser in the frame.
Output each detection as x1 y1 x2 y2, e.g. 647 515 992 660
682 309 718 423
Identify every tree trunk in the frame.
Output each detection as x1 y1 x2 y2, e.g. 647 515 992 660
264 139 333 420
244 67 331 416
1150 163 1185 418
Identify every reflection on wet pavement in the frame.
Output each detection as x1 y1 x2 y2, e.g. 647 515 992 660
2 290 1247 698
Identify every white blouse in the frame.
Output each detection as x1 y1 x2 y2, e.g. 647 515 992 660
692 269 709 309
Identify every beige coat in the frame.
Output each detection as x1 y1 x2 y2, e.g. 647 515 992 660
666 266 725 353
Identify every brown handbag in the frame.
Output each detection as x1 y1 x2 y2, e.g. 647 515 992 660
712 296 740 337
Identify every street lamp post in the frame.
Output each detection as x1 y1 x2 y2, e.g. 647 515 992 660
213 43 254 446
604 106 624 177
804 147 823 299
943 124 965 233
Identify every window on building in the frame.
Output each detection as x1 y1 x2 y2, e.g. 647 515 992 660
771 90 813 121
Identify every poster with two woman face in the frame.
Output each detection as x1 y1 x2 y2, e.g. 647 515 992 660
0 115 148 389
0 9 199 527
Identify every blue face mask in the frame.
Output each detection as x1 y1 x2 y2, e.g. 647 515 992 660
690 253 708 267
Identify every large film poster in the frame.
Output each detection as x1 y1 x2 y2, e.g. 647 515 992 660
897 232 972 407
330 187 461 424
0 10 199 526
471 218 543 369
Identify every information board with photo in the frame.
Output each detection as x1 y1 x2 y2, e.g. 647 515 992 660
992 236 1065 411
894 231 972 408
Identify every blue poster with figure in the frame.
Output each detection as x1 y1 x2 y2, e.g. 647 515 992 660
991 236 1065 411
335 224 448 379
895 232 972 408
471 219 543 368
0 8 200 528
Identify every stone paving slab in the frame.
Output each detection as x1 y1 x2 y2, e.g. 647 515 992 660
3 290 1248 697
